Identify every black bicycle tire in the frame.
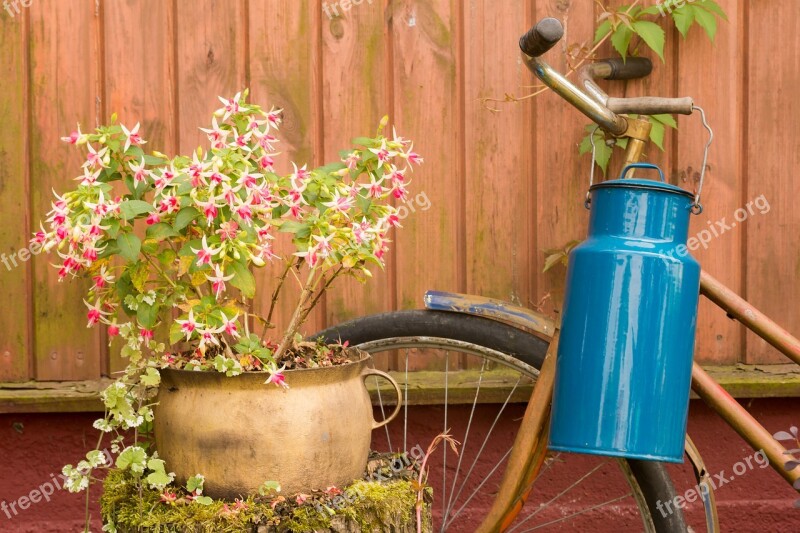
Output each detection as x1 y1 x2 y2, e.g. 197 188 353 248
313 309 690 533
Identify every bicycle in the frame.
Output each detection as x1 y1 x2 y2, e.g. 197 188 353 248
314 18 800 532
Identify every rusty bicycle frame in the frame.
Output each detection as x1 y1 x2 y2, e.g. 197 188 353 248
468 19 800 533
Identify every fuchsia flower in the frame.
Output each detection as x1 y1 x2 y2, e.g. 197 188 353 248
206 265 234 298
343 151 360 170
198 326 223 349
176 310 202 340
107 323 120 337
121 122 146 153
145 212 161 225
407 150 424 165
266 107 282 126
191 236 223 267
140 328 154 341
258 154 275 171
388 165 406 185
364 174 386 198
84 300 109 327
196 196 222 224
200 116 228 149
369 140 397 164
188 152 209 187
83 144 108 170
216 220 239 241
60 125 83 145
129 158 150 184
265 365 288 389
219 311 240 339
217 92 242 121
323 190 355 213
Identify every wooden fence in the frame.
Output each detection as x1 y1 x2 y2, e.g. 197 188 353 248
0 0 796 383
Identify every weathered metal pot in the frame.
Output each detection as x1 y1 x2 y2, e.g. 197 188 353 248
153 353 402 499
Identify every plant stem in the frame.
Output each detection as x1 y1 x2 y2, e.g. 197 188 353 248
261 258 298 342
273 266 318 360
297 266 343 331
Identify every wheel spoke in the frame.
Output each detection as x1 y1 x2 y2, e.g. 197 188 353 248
370 361 393 453
446 375 523 519
516 493 634 532
507 461 611 533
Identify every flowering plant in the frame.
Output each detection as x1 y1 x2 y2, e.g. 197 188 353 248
36 90 421 497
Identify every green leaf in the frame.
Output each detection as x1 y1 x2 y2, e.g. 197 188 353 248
143 154 167 166
174 207 200 231
169 321 185 344
698 0 728 21
194 496 213 505
610 25 634 60
116 447 147 472
119 200 155 221
179 239 202 257
187 475 205 493
651 113 678 129
671 7 695 38
158 249 177 268
140 367 161 387
692 4 718 41
649 120 666 151
146 470 172 489
106 218 121 239
228 260 256 299
129 261 150 292
146 222 179 241
137 302 160 329
632 21 665 61
117 233 141 263
351 136 373 146
594 20 612 44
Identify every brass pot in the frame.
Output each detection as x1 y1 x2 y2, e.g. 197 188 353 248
153 353 402 499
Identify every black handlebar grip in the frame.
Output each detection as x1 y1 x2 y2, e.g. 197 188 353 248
597 57 653 80
519 18 564 58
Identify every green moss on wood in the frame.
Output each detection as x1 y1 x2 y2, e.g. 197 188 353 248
101 454 431 533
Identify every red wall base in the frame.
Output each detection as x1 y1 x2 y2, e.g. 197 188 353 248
1 398 798 532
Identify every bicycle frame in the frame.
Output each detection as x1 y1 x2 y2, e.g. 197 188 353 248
431 272 800 531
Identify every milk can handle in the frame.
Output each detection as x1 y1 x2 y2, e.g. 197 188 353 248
618 163 665 182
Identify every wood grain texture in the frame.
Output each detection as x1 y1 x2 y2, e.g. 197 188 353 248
248 0 326 339
175 0 247 154
4 0 799 380
28 0 103 380
745 0 800 364
321 0 393 326
0 10 32 381
104 0 177 373
532 0 596 316
678 0 743 364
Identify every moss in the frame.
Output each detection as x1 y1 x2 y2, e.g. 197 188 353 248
101 454 431 533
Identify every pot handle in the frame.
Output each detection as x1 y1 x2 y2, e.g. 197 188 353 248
361 368 403 430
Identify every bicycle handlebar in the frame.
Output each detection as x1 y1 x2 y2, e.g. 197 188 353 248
519 18 563 57
519 18 694 135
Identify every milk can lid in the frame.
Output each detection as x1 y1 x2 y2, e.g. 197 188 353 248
590 178 695 200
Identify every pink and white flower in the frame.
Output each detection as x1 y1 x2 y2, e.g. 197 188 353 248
190 236 223 267
176 310 203 340
206 265 234 298
121 123 146 153
265 365 289 389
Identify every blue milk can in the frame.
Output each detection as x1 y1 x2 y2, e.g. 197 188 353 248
548 163 700 462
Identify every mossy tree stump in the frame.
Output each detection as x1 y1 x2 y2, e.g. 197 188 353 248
102 454 432 533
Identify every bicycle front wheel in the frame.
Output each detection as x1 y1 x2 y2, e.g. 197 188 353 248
315 310 690 532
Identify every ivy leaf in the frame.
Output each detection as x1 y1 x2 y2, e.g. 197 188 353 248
579 126 613 175
610 24 634 59
698 0 728 21
174 207 200 231
117 233 141 263
228 260 256 299
691 4 718 42
194 496 213 505
651 113 678 129
594 20 612 44
671 7 695 38
146 222 179 241
632 21 665 61
119 200 155 221
116 447 147 472
649 120 666 151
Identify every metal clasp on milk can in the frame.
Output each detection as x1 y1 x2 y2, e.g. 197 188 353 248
548 163 701 462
